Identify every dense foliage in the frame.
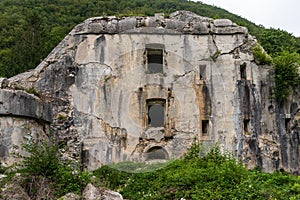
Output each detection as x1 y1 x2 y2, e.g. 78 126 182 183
92 144 300 200
258 28 300 56
2 140 300 199
251 44 273 65
274 52 300 102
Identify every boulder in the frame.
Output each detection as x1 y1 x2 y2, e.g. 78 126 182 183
1 183 31 200
58 192 81 200
82 183 123 200
213 19 233 27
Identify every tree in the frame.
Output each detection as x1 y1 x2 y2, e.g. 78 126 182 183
274 51 300 102
258 28 299 56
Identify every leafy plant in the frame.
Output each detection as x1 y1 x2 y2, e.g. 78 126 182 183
274 51 300 102
210 50 221 62
258 28 298 56
92 143 300 199
19 133 91 197
20 138 60 177
252 43 273 65
25 87 40 97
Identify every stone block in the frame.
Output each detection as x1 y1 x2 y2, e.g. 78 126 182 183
213 19 233 27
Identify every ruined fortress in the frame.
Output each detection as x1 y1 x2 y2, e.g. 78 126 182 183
0 11 299 173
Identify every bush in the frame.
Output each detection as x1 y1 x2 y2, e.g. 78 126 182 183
20 139 60 177
252 44 273 65
19 134 91 198
92 144 300 200
274 51 300 102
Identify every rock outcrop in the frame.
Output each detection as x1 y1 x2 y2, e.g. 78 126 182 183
82 183 123 200
1 183 31 200
0 11 299 174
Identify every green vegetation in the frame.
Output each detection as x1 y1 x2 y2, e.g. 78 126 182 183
252 44 272 65
2 140 300 199
92 144 300 200
18 134 91 198
210 50 222 62
25 87 40 97
1 1 300 198
255 28 300 102
274 52 300 103
57 114 68 121
258 28 300 56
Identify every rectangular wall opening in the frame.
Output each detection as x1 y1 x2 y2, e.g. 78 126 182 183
199 64 207 80
240 63 247 80
243 119 250 134
147 48 163 74
285 118 291 132
147 99 166 127
201 120 209 136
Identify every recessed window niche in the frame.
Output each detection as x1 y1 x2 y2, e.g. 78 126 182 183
146 44 164 74
147 99 166 127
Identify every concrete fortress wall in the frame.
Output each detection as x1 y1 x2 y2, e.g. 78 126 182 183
0 88 52 166
1 11 299 173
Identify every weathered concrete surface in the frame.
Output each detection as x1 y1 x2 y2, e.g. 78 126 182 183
0 89 52 122
0 116 50 166
0 89 52 166
1 11 299 173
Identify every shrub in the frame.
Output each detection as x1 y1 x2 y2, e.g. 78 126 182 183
92 144 300 200
19 133 91 197
25 87 40 97
20 139 60 177
274 51 300 102
252 44 273 65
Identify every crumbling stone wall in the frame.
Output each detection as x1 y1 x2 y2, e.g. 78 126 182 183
1 11 299 173
0 89 52 166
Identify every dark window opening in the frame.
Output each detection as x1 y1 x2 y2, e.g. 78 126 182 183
240 63 247 80
199 64 207 80
147 99 165 127
202 120 209 136
243 119 250 133
285 118 291 132
145 146 169 160
147 48 163 73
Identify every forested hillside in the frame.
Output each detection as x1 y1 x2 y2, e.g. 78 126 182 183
0 0 299 78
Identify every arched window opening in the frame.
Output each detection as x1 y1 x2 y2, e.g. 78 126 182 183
145 146 169 160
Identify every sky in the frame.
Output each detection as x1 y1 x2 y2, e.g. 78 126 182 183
196 0 300 37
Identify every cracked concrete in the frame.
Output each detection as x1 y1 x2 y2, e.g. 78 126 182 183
0 11 299 173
